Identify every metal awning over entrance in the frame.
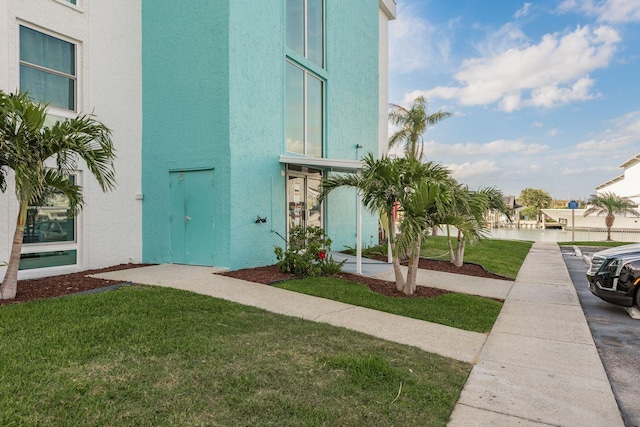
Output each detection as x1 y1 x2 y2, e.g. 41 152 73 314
279 155 365 274
279 155 363 172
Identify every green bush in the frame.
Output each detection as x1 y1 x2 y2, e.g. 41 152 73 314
274 226 345 276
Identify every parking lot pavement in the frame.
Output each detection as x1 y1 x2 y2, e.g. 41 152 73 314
562 247 640 427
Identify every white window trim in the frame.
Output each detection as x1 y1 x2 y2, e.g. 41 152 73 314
17 22 80 116
53 0 83 12
286 60 324 158
18 167 82 281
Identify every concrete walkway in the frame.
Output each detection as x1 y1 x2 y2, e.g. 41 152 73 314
94 242 624 426
448 242 623 426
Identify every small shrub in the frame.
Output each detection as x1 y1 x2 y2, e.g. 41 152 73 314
275 226 344 276
319 252 346 276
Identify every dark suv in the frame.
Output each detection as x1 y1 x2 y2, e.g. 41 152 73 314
587 252 640 307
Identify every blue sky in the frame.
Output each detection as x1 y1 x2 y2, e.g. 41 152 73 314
388 0 640 201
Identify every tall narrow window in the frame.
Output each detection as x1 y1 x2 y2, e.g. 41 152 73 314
286 62 323 158
19 26 76 111
286 0 324 68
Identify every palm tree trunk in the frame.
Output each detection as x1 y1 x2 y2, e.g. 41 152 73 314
388 212 405 291
453 229 464 267
455 239 465 268
1 201 28 300
606 213 615 241
446 225 455 263
405 237 421 295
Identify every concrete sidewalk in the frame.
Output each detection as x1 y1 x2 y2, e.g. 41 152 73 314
448 242 623 426
94 243 624 426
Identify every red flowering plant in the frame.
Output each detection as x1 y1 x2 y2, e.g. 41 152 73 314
274 226 345 276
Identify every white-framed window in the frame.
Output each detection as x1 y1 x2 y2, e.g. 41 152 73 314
285 61 323 158
286 0 324 68
20 175 78 270
285 0 325 158
19 25 77 112
53 0 82 10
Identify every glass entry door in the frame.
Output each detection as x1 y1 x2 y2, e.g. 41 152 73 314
287 167 323 231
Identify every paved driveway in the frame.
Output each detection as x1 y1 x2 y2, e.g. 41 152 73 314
562 247 640 427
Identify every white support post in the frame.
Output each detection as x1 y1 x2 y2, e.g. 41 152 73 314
356 172 362 274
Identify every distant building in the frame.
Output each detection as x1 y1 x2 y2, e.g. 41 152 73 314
542 153 640 231
595 153 640 206
487 196 523 228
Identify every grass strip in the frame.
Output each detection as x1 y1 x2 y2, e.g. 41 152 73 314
419 236 532 279
0 286 470 427
275 277 501 333
350 237 531 280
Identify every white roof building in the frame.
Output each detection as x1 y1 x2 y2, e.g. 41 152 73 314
596 153 640 206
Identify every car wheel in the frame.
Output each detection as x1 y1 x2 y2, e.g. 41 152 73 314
635 286 640 308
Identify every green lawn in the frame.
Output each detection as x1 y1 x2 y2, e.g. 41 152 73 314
351 237 532 280
0 286 470 426
275 277 501 333
421 236 532 279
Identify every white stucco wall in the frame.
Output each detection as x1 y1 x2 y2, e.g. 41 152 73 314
597 156 640 206
1 0 142 279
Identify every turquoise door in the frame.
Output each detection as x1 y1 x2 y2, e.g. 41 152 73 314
169 169 215 266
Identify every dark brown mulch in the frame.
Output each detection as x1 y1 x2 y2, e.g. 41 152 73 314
416 257 510 281
0 264 152 306
220 264 451 299
220 256 512 299
1 255 511 305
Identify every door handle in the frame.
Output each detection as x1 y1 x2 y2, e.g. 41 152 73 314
185 216 192 222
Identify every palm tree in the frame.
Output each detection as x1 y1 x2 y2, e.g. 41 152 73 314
396 166 453 293
388 96 452 160
319 154 452 294
0 90 116 300
319 153 407 290
583 192 639 241
443 187 508 267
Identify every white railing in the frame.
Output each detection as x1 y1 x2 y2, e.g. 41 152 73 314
486 228 640 243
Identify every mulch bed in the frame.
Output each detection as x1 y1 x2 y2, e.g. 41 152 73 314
0 264 152 305
1 256 511 305
220 257 511 299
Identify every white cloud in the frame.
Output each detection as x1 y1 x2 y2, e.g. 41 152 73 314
406 25 620 111
446 160 501 181
559 0 640 23
515 3 532 19
424 139 549 156
473 23 529 58
546 128 559 137
570 110 640 158
389 5 446 74
559 164 619 175
533 121 544 127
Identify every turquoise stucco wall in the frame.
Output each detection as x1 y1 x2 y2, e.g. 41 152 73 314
142 0 381 270
141 1 232 267
226 0 380 268
227 0 288 268
322 0 380 252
